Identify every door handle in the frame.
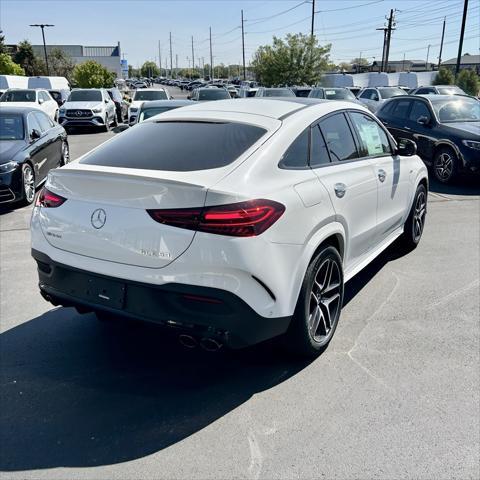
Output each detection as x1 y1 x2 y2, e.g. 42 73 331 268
378 169 387 182
404 126 411 131
334 183 347 198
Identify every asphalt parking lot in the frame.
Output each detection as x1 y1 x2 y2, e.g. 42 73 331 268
0 88 479 479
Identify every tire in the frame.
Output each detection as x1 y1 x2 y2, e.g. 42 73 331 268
283 246 344 357
401 184 427 250
433 146 458 184
103 114 110 132
20 163 36 206
61 141 70 166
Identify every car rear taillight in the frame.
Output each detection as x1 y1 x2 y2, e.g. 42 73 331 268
36 187 67 208
147 199 285 237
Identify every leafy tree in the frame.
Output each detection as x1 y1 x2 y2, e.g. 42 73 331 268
72 60 115 88
13 40 42 75
48 48 75 81
140 61 159 78
338 62 351 71
433 67 454 85
0 30 6 54
0 53 25 75
252 34 331 87
351 57 369 67
456 68 479 96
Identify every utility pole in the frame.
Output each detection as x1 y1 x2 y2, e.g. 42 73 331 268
376 27 387 71
311 0 316 37
158 40 162 77
191 36 195 78
438 17 446 70
358 51 362 73
402 52 406 71
455 0 468 77
169 32 173 78
384 9 395 73
241 10 246 80
29 24 54 75
426 44 431 70
209 27 213 79
175 54 178 78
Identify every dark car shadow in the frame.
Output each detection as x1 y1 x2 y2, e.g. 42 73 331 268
0 308 309 471
0 240 409 472
428 175 480 196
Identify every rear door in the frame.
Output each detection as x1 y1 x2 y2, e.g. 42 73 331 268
34 111 62 171
26 112 50 183
348 111 412 244
312 112 378 268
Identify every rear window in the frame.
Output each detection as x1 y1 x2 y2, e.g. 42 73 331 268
80 121 267 171
198 89 230 100
133 90 167 101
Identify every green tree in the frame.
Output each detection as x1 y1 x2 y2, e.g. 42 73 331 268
13 40 45 76
48 48 75 81
140 61 159 78
456 68 479 96
351 57 369 67
72 60 115 88
252 34 331 87
0 53 25 75
0 30 6 54
433 67 454 85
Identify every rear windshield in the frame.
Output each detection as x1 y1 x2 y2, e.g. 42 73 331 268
133 90 167 101
68 90 102 102
324 89 356 100
198 89 230 100
138 106 178 121
263 89 295 97
80 121 267 171
0 90 36 102
379 87 405 99
437 86 464 95
0 114 24 140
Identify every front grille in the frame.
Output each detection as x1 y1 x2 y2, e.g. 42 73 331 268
0 186 15 203
66 109 93 118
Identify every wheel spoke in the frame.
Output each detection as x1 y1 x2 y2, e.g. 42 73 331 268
308 306 322 337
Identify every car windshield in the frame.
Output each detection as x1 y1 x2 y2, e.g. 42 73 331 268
133 90 167 101
68 90 102 102
0 114 24 140
80 121 267 171
379 87 406 99
431 97 480 123
198 89 230 100
138 107 178 121
436 86 464 95
263 89 295 97
324 89 356 100
0 90 36 102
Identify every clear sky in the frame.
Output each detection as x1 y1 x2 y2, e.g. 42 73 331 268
1 0 479 69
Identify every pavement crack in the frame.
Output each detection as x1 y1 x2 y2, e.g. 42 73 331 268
426 278 480 311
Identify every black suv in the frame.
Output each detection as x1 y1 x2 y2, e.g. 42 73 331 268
377 94 480 183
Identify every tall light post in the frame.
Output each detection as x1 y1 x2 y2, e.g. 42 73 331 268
29 24 54 75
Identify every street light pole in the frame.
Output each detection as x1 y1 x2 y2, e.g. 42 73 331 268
29 24 54 75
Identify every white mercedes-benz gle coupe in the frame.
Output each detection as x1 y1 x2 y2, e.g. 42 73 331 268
31 98 428 356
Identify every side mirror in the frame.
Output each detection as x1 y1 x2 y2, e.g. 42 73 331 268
30 129 41 141
104 99 109 104
417 116 430 126
396 138 417 156
38 98 44 105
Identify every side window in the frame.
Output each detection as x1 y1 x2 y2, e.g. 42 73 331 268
409 101 432 122
279 129 309 169
391 99 412 118
311 89 324 99
359 89 371 99
27 113 42 137
310 125 330 167
379 100 395 115
349 112 392 157
319 113 358 162
370 90 379 101
33 111 52 132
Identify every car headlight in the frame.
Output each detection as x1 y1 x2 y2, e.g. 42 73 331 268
92 107 102 113
462 140 480 150
0 161 18 174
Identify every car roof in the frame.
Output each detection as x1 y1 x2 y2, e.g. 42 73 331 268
0 105 42 115
140 100 193 108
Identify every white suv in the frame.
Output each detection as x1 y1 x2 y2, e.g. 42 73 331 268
128 88 170 125
58 89 116 131
0 88 58 120
31 98 428 356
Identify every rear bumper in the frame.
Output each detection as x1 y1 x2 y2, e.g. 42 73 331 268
32 249 291 348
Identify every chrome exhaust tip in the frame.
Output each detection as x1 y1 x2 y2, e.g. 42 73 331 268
179 334 198 349
199 337 223 352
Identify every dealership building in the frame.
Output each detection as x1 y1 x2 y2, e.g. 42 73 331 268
30 42 123 77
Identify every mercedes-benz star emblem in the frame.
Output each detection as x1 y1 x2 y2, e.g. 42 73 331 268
76 110 82 116
91 208 107 229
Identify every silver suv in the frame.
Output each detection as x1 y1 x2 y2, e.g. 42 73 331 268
58 89 116 131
